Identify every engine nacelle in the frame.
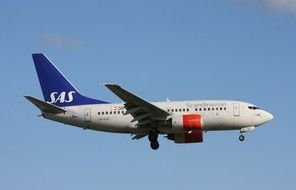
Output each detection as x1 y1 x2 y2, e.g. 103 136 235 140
171 114 203 131
167 132 203 143
169 114 203 143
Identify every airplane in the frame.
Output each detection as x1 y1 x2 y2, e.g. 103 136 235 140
25 53 273 150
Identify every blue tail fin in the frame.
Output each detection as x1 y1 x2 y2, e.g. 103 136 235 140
32 53 108 107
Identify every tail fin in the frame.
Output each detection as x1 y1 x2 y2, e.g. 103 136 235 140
32 53 108 107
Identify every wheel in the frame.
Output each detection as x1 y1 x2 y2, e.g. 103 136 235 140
150 141 159 150
148 134 154 142
239 134 245 141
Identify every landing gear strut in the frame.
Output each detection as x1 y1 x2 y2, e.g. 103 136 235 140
239 134 245 141
148 131 159 150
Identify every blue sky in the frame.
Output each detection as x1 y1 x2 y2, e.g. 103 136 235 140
1 0 296 189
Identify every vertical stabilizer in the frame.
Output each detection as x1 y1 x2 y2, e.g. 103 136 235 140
32 53 108 107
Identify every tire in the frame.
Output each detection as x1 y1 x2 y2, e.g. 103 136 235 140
150 141 160 150
239 135 245 141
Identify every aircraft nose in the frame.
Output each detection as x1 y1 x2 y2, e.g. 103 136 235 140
264 111 273 123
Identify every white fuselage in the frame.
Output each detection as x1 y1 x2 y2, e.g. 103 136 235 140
28 54 274 149
44 100 273 135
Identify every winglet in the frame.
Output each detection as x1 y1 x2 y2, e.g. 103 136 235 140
25 96 66 114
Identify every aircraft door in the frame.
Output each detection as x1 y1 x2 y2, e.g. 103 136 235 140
84 108 91 122
233 103 240 117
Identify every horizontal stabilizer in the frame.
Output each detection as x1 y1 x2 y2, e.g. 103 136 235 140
25 96 66 114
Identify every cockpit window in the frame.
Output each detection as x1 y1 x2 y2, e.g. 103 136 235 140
248 106 260 110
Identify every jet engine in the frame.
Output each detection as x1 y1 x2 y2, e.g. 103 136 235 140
167 114 204 143
167 132 203 143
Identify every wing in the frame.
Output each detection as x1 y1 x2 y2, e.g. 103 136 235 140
105 84 170 127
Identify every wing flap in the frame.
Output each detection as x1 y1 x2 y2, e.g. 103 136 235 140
124 106 145 115
135 119 154 126
131 113 151 122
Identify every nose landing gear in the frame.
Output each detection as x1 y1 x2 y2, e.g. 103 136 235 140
239 134 245 141
239 126 256 142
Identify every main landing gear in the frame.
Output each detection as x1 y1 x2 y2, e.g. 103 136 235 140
148 131 159 150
